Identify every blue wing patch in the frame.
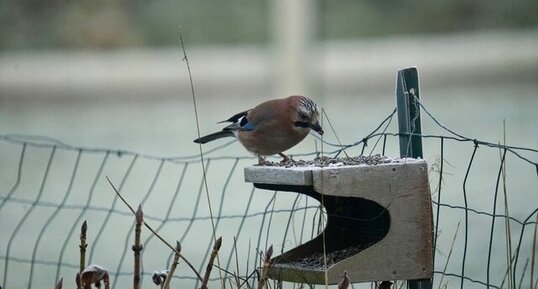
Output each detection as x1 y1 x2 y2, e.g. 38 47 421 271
241 121 255 131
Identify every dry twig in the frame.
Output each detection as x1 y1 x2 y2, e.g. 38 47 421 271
80 221 88 273
133 205 144 289
257 245 273 289
162 241 182 289
437 221 460 289
232 237 242 289
201 236 223 289
500 122 514 289
529 214 538 289
55 277 63 289
106 176 203 282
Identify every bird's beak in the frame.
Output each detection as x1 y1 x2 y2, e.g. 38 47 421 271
309 121 324 135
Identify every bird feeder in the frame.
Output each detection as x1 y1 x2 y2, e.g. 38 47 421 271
244 158 433 284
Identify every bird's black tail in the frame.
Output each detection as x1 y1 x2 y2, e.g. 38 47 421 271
193 130 235 144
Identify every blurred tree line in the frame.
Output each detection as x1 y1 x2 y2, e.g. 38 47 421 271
1 0 536 50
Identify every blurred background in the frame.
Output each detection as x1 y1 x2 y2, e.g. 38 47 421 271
1 0 537 155
1 1 537 289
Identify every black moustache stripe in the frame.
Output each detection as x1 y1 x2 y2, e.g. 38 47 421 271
294 121 310 128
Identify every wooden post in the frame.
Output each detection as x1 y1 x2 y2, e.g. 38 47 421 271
396 67 432 289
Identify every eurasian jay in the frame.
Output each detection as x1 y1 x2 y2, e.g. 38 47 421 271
194 95 324 164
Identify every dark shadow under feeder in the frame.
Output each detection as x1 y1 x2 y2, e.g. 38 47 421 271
246 158 433 284
255 184 390 269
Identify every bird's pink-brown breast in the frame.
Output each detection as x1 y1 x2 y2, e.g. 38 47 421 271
237 96 310 155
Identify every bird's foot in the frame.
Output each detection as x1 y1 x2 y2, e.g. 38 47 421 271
278 153 291 163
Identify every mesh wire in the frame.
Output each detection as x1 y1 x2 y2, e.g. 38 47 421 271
0 100 537 289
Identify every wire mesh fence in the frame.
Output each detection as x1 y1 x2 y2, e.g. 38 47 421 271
0 97 537 289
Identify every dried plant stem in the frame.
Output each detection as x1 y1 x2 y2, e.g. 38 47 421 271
321 108 349 157
105 176 203 282
437 221 460 289
163 241 182 289
529 214 538 289
233 237 242 289
519 258 530 289
257 245 273 289
201 237 223 289
133 205 143 289
244 240 252 289
180 25 226 288
499 121 514 289
79 220 87 274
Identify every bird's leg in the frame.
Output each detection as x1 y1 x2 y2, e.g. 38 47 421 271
278 152 290 163
257 155 267 165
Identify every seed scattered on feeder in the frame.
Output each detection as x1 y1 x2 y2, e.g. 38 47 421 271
259 155 393 168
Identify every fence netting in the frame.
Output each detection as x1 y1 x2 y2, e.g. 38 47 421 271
1 98 537 289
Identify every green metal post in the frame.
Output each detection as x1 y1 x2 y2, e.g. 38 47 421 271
396 67 432 289
396 67 423 158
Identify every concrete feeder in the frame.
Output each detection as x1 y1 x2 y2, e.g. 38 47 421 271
244 158 433 284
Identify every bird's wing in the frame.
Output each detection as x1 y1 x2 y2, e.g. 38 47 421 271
245 99 285 130
218 109 256 131
219 110 249 124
